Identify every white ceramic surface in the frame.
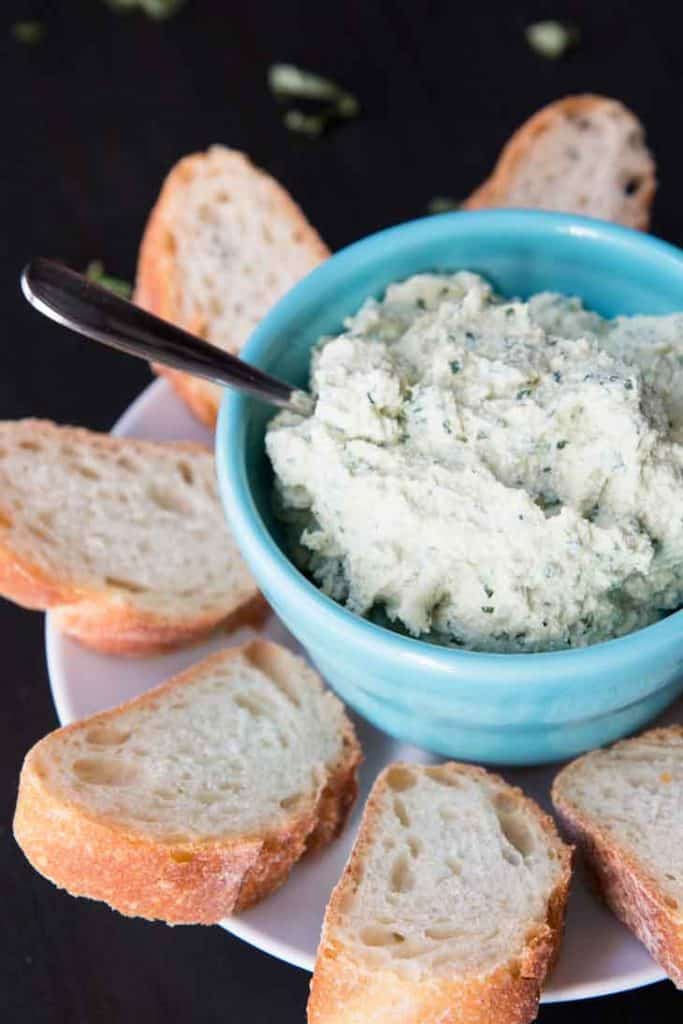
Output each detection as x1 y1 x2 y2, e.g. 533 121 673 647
46 378 676 1003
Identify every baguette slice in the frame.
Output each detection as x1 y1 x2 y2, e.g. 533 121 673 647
308 762 571 1024
14 641 361 924
552 726 683 988
135 146 329 426
464 95 656 229
0 419 265 655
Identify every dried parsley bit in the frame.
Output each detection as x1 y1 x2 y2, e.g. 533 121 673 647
104 0 186 18
450 359 461 374
283 109 327 137
269 63 359 136
85 261 132 300
269 64 357 112
426 196 461 215
535 493 561 513
556 439 568 450
525 20 579 60
12 20 44 44
481 606 495 614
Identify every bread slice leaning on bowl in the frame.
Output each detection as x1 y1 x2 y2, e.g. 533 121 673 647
552 726 683 988
464 94 656 229
308 762 572 1024
0 419 266 655
13 641 361 925
134 145 329 426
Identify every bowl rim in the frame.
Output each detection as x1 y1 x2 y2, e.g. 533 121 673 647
216 208 683 683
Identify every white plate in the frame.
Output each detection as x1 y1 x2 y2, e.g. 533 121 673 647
46 378 676 1003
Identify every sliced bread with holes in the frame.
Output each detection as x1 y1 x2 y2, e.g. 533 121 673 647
134 146 329 426
0 419 265 654
308 762 572 1024
13 640 361 924
552 727 683 988
464 95 656 229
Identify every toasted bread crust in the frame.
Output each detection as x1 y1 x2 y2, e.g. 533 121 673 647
552 726 683 989
135 148 329 426
0 421 264 656
154 366 223 428
308 762 572 1024
51 590 269 657
0 538 78 610
464 95 656 230
13 642 362 925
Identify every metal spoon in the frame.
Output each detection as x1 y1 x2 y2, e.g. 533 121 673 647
20 258 313 415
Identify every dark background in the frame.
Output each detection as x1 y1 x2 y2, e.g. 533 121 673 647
2 1 683 1020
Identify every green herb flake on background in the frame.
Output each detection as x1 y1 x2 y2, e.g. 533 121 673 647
427 196 461 215
268 64 358 113
525 20 579 60
85 261 132 300
268 63 359 137
283 109 327 136
104 0 186 19
12 20 45 44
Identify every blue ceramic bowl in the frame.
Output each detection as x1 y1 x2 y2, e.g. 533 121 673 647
216 210 683 766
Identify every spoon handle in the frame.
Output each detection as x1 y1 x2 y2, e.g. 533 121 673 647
21 258 309 413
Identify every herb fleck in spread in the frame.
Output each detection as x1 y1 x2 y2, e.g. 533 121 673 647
266 272 683 652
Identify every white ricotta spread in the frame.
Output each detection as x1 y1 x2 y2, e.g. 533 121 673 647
266 272 683 652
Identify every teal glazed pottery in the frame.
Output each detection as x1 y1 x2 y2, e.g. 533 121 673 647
216 211 683 765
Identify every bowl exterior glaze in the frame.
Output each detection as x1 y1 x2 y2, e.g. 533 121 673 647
217 210 683 765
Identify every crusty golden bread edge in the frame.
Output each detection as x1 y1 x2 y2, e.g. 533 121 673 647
0 420 265 656
307 761 572 1024
552 726 683 989
153 366 224 429
51 590 269 657
464 94 657 230
134 148 330 427
13 640 362 925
